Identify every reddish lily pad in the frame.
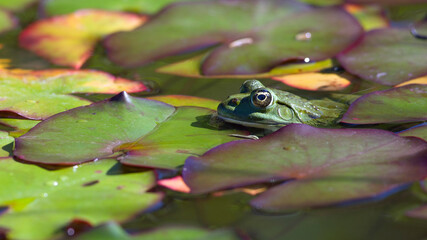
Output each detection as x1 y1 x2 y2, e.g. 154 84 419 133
118 107 245 169
0 159 161 240
15 92 175 165
0 10 17 34
19 10 146 68
183 124 427 211
337 28 427 86
399 124 427 141
0 69 147 120
341 84 427 124
146 95 219 110
42 0 202 16
104 1 362 75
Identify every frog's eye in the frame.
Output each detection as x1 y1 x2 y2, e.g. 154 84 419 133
251 89 273 108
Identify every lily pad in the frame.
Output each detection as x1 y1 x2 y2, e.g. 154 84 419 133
341 84 427 124
104 0 362 75
183 124 427 211
344 4 389 31
0 130 13 157
19 10 145 68
399 123 427 141
0 0 37 11
0 9 16 34
146 95 219 110
156 53 334 79
118 107 244 169
42 0 201 16
337 28 427 86
15 92 175 165
0 159 161 240
0 69 147 120
395 74 427 87
271 73 351 91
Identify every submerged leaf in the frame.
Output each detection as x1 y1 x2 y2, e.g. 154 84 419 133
19 10 145 68
105 0 362 75
0 69 147 120
0 159 160 240
15 92 175 164
337 28 427 85
341 84 427 124
183 124 427 211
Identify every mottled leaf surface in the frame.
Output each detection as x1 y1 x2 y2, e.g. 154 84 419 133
15 92 175 164
20 10 145 68
337 28 427 85
0 69 147 120
105 0 362 75
341 84 427 124
0 159 160 240
119 107 246 169
183 124 427 211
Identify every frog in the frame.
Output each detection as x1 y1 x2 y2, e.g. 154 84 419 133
217 80 358 131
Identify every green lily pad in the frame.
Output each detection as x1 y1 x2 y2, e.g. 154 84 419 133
0 0 36 12
337 28 427 86
41 0 201 16
0 69 148 120
119 107 245 169
399 123 427 141
15 92 175 164
146 95 219 110
183 124 427 212
0 159 161 240
341 84 427 124
104 0 362 75
0 118 40 137
0 9 16 34
72 222 238 240
0 130 13 157
19 9 145 68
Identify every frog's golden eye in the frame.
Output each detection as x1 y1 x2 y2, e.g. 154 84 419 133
251 89 273 108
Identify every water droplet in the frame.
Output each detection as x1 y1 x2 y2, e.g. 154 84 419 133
228 38 254 48
67 229 75 236
42 193 48 197
45 181 58 186
304 58 310 63
73 165 79 172
295 32 312 41
93 158 99 162
376 72 387 78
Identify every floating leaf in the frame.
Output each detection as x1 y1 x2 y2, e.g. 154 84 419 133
271 73 351 91
19 10 145 68
0 131 13 157
146 95 219 110
399 123 427 141
337 28 427 86
157 176 190 193
0 0 37 11
341 84 427 124
42 0 202 16
0 69 147 120
15 92 175 165
0 9 17 34
119 107 244 169
183 124 427 211
0 159 160 240
105 1 362 75
344 4 389 31
395 74 427 87
156 53 334 79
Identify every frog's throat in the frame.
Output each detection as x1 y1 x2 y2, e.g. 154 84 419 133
217 115 285 130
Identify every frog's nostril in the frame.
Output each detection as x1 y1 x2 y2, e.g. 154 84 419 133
229 98 240 106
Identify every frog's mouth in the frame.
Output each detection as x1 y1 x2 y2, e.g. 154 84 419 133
217 114 286 130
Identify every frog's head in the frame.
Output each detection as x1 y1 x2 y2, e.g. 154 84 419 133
217 80 307 130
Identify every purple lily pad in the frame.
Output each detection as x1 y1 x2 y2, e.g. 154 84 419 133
337 28 427 86
183 124 427 212
104 0 362 75
341 84 427 124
